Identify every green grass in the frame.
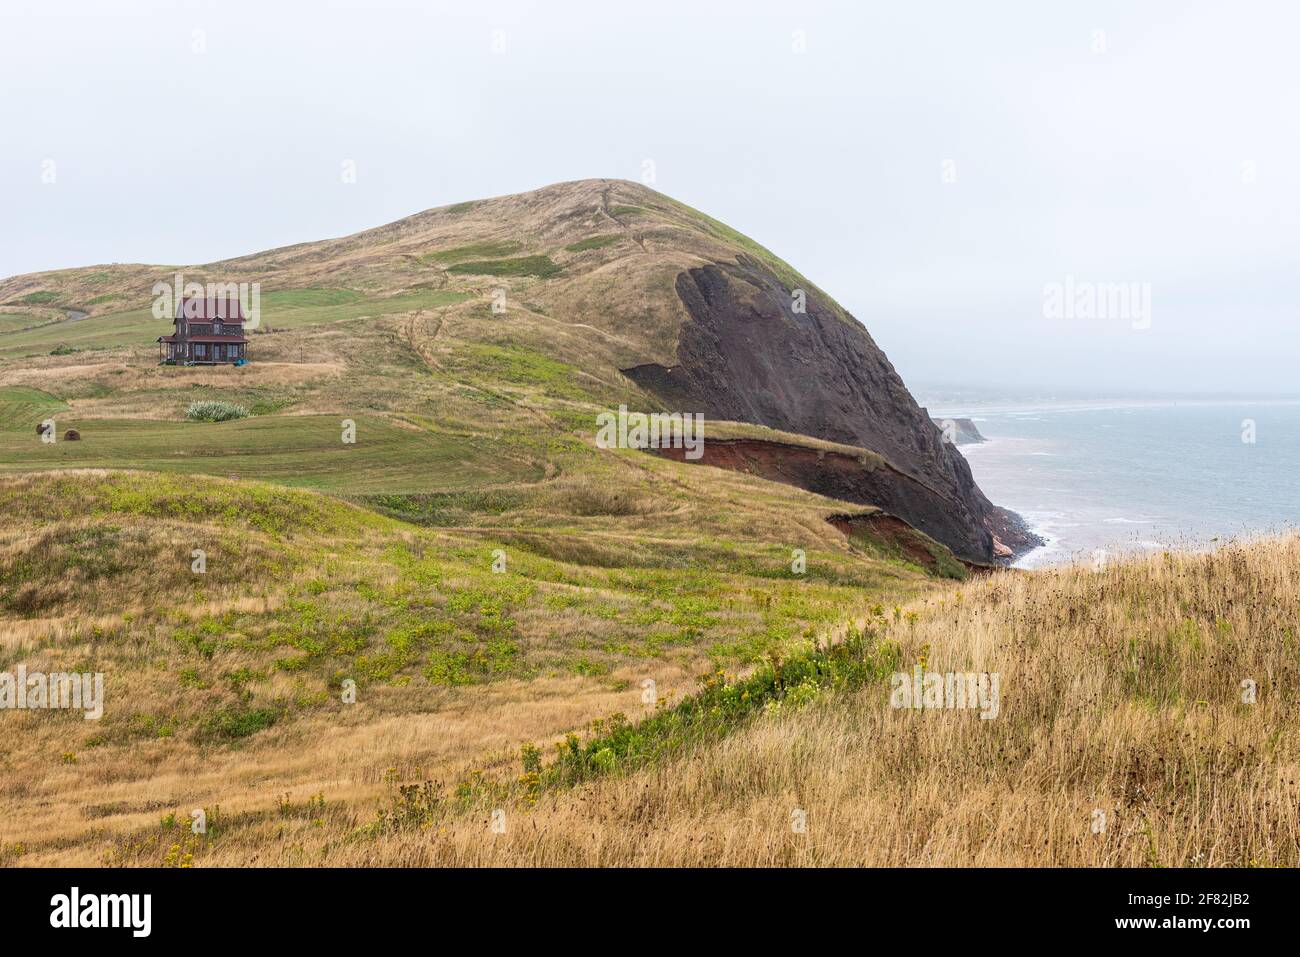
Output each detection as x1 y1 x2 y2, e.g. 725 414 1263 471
16 291 60 305
260 288 366 309
0 386 67 432
374 624 904 829
444 343 589 400
543 626 901 787
446 256 561 279
0 414 538 493
361 489 526 526
196 704 280 742
922 542 968 580
256 289 468 331
0 470 393 538
564 234 623 253
0 288 469 357
422 241 522 265
845 522 967 581
0 455 940 793
0 313 48 333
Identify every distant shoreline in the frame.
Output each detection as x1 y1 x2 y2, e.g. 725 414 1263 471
938 399 1300 570
927 396 1300 418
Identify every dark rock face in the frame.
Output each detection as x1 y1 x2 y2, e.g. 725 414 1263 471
623 256 1039 563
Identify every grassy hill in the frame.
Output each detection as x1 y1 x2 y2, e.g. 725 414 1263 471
0 179 805 373
1 180 1283 867
0 181 820 512
0 179 1029 565
6 486 1292 865
0 464 947 865
113 536 1300 867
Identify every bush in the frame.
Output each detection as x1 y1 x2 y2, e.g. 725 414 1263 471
196 705 278 741
186 400 250 422
446 255 561 278
542 627 901 788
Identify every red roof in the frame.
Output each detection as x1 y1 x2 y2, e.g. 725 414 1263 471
177 296 246 322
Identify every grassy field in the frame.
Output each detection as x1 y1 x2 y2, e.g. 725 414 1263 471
0 465 940 866
6 476 1292 866
447 256 562 279
177 536 1296 867
0 385 66 427
1 178 1289 868
0 412 533 493
0 202 959 862
0 288 468 359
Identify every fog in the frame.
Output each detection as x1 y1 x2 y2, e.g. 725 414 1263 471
3 0 1296 394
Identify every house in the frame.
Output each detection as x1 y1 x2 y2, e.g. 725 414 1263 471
157 295 249 365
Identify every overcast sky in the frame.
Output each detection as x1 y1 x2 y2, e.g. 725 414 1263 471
3 0 1296 395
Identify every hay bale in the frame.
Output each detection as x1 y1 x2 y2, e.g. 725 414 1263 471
63 429 81 441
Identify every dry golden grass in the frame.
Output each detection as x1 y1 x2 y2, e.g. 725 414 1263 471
3 181 1289 868
179 534 1294 868
5 478 1295 866
0 465 935 867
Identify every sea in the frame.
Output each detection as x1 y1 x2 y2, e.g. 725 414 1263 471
922 394 1300 569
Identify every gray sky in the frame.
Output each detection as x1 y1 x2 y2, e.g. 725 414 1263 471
3 0 1297 395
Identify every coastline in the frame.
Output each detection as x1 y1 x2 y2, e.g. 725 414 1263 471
940 400 1300 570
997 505 1046 565
957 437 1040 567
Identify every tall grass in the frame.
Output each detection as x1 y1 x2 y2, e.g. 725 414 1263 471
335 537 1300 866
185 400 250 422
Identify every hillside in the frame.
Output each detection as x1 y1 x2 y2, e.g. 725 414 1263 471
0 179 1033 563
0 180 1044 865
6 489 1292 865
214 537 1300 866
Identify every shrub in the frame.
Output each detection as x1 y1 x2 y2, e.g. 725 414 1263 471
196 705 279 741
423 240 521 264
446 255 561 278
186 400 250 422
542 627 900 788
564 234 622 253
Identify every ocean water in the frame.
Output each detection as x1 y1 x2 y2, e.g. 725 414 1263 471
928 399 1300 569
